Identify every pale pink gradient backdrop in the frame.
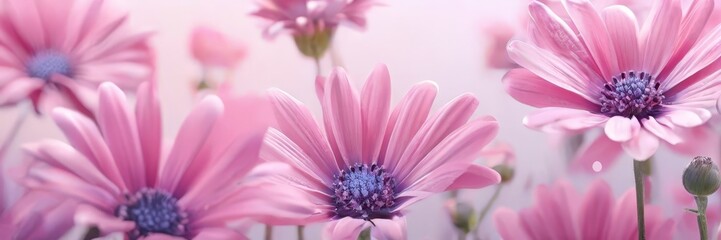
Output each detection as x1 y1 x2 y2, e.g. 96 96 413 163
0 0 711 239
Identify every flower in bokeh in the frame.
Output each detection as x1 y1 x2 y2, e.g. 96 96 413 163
503 0 721 167
22 81 276 239
0 0 154 116
259 64 501 239
190 26 247 69
493 180 675 240
189 26 247 93
251 0 377 58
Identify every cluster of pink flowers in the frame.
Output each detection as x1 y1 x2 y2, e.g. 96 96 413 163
1 0 721 239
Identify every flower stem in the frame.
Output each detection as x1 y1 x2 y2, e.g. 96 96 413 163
313 56 322 76
264 224 273 240
633 159 646 240
695 196 709 240
477 185 503 228
297 225 305 240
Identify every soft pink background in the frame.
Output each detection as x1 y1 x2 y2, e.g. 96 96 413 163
0 0 710 239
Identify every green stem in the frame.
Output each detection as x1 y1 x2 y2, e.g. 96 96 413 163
477 185 504 228
264 225 273 240
313 56 322 76
297 225 305 240
633 159 646 240
695 196 709 240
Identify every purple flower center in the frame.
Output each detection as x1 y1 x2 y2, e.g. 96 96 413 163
26 51 73 81
600 71 664 119
116 188 187 239
332 163 396 223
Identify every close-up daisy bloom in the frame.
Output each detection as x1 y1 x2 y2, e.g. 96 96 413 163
503 0 721 163
259 64 501 239
20 81 277 239
0 0 154 115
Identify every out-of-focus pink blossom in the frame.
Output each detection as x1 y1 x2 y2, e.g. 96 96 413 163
21 81 278 239
251 0 378 38
258 64 501 239
494 180 675 240
0 0 154 116
504 0 721 170
190 26 247 69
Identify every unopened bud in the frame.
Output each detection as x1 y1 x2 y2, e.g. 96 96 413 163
293 28 333 59
683 156 721 196
492 164 515 183
445 199 476 234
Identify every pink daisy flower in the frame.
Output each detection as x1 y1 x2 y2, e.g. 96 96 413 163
260 65 501 239
503 0 721 166
0 0 154 115
21 81 277 239
190 26 246 69
251 0 378 38
493 180 675 240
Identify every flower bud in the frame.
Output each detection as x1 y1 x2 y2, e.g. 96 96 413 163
492 164 515 183
293 28 333 59
683 156 721 196
444 199 477 234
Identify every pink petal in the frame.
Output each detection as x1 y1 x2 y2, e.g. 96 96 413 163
325 218 368 240
607 189 639 240
579 180 613 239
4 0 45 48
523 107 608 133
74 204 134 235
507 40 601 101
565 0 619 80
663 0 714 72
502 68 597 110
97 83 145 191
360 64 391 164
51 107 127 191
528 1 596 73
571 133 623 173
135 81 161 187
157 95 223 193
178 130 265 208
261 129 331 187
664 24 721 90
194 184 328 227
603 6 640 71
380 82 437 170
658 106 711 128
322 68 363 166
604 116 640 142
444 164 500 191
23 140 119 195
268 89 338 175
621 129 659 160
393 93 478 180
641 117 681 145
25 166 116 211
493 208 530 240
640 0 681 75
402 117 499 191
176 93 273 195
370 216 407 240
0 78 44 106
533 182 576 239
